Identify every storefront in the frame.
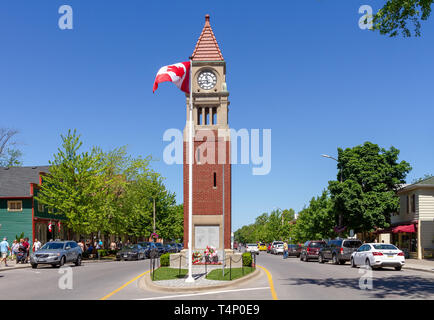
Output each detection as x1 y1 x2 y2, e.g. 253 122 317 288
376 221 418 258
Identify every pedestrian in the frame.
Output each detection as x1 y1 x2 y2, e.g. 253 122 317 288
32 238 42 252
110 240 116 252
0 237 10 267
78 240 84 252
23 237 30 263
11 240 19 260
283 241 288 259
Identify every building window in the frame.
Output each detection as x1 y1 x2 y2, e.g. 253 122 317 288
213 172 217 188
411 194 416 213
406 195 410 214
48 207 54 214
38 203 45 212
7 200 23 212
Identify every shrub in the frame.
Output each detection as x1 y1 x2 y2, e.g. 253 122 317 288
160 253 172 267
242 252 252 267
97 249 108 257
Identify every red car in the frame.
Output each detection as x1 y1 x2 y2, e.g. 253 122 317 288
300 240 326 262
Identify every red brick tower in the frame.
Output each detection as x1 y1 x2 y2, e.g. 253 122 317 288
183 15 231 254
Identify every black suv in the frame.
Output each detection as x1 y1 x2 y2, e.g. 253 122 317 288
318 239 363 265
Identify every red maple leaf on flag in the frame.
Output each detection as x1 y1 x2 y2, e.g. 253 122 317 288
166 65 186 78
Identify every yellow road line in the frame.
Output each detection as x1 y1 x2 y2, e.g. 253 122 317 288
257 265 278 300
100 270 150 300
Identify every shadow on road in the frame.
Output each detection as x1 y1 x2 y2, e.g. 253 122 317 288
284 274 434 299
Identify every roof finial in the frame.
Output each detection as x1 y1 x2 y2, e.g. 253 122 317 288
205 14 210 23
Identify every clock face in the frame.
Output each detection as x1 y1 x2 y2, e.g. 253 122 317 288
197 71 217 90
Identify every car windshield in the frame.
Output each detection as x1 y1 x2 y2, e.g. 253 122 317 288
288 244 297 248
259 243 265 246
373 244 398 250
247 244 257 247
124 244 139 249
309 242 325 248
41 242 64 250
155 243 163 247
343 240 362 248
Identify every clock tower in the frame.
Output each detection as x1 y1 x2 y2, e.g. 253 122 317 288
183 14 232 255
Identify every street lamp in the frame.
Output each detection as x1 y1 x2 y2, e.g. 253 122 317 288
321 153 343 231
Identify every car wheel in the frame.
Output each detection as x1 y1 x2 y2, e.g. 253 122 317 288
365 258 371 269
395 266 402 271
318 254 324 264
339 260 346 265
59 256 65 267
332 254 339 265
31 263 37 269
300 255 303 261
351 257 356 268
75 255 82 266
304 255 308 262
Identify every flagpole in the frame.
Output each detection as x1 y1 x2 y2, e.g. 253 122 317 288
185 58 194 283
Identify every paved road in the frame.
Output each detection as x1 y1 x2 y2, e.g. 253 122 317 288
1 253 433 300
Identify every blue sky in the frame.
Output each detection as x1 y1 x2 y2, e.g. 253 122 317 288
1 1 433 231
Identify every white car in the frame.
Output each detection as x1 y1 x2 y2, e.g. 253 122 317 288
272 243 284 255
246 243 259 255
351 243 405 271
270 241 283 254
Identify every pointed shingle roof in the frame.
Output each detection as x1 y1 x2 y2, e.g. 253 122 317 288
191 14 224 61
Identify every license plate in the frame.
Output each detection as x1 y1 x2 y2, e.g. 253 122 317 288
39 260 46 262
123 255 128 257
388 255 394 258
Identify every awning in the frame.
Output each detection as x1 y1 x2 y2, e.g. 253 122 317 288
392 224 416 233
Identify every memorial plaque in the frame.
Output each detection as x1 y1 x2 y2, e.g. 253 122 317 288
195 225 219 249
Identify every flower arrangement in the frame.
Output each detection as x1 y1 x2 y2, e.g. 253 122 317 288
192 251 202 264
204 246 219 263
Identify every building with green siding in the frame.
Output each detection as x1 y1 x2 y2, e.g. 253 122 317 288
0 166 67 249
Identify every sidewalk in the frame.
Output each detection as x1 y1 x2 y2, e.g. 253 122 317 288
403 258 434 273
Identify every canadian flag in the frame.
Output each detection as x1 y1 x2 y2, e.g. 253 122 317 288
57 221 61 232
153 61 190 94
48 221 52 233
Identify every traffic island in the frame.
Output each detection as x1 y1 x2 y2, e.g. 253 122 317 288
139 265 262 293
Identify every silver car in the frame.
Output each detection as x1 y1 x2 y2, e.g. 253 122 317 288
30 240 82 269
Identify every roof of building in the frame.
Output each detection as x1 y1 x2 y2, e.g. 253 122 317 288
0 166 50 197
191 14 224 61
397 176 434 193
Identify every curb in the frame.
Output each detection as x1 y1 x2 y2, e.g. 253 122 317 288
403 266 434 274
140 267 263 293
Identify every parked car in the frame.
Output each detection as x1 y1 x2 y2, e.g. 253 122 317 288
270 241 283 254
287 244 302 257
116 244 146 261
164 244 178 253
351 243 405 270
272 243 284 255
258 243 267 251
300 240 326 262
138 242 156 258
318 239 363 265
154 242 166 256
246 243 259 255
30 240 82 269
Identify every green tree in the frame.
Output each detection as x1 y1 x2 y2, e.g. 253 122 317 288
373 0 433 37
328 142 411 234
292 191 335 243
35 130 107 235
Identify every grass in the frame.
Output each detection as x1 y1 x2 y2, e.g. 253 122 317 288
151 267 189 281
206 267 255 281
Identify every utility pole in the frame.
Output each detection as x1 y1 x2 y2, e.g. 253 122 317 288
153 197 156 234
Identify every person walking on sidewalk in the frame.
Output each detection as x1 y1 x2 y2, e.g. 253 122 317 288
11 240 19 260
0 237 10 267
32 238 42 253
283 241 288 259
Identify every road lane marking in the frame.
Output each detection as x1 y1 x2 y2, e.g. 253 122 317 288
136 287 271 300
257 265 278 300
100 270 150 300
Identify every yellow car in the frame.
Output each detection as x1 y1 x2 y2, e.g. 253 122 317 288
258 243 267 251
